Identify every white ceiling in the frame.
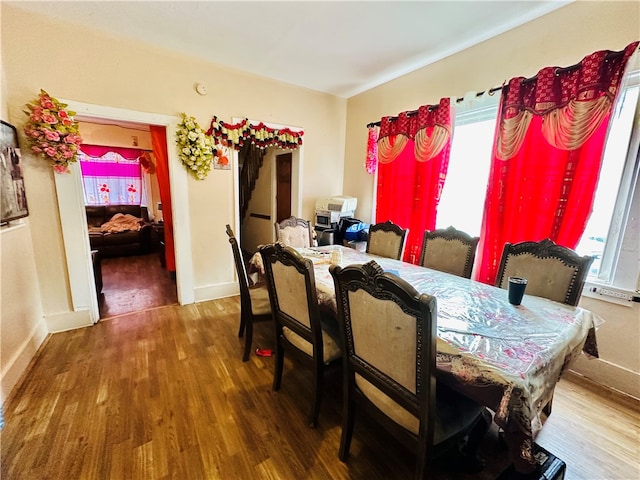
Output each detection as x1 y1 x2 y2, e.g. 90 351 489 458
8 1 571 98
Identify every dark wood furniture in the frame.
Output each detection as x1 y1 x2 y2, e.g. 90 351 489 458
330 260 489 479
495 238 594 307
91 249 103 302
225 224 272 362
420 226 479 279
366 220 408 260
151 223 165 268
85 205 152 258
259 242 342 427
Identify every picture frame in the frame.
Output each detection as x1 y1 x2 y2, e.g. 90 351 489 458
1 120 29 225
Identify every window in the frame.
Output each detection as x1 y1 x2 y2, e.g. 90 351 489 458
436 94 499 236
80 150 144 206
574 59 640 290
435 73 640 292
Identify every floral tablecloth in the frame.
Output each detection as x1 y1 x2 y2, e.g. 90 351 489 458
290 245 601 473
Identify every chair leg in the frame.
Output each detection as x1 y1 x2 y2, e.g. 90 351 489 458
272 341 284 391
543 394 554 417
339 394 355 461
309 361 323 428
242 320 253 362
238 310 246 338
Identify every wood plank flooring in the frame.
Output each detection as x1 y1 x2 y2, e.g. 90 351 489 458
99 253 178 319
2 297 639 480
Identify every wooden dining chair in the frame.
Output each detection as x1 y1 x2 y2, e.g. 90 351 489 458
225 225 272 362
274 216 314 247
259 242 342 427
329 260 489 479
495 238 594 307
495 238 594 415
420 226 479 279
366 220 408 260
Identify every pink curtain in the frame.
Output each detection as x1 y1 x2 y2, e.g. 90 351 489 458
376 98 453 262
475 41 638 285
149 126 175 273
79 150 142 205
80 144 144 160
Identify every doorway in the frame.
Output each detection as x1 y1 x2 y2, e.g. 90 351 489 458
78 119 179 319
54 100 194 330
232 117 304 256
276 152 292 223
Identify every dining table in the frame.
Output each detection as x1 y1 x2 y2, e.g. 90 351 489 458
250 244 601 474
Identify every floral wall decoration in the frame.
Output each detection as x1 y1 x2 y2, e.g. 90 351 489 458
206 116 304 150
23 90 83 174
176 113 304 178
176 113 214 180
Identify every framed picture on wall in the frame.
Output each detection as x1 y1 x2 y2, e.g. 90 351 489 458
1 120 29 225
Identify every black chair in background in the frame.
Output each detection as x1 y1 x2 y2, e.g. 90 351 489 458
225 225 272 362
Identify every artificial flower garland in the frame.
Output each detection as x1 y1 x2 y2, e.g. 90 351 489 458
23 90 83 174
176 113 304 179
176 113 214 180
206 116 304 150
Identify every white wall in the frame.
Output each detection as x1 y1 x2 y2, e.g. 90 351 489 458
343 1 640 399
0 4 346 400
0 65 48 405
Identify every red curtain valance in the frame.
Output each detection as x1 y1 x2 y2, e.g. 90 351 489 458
378 97 451 140
377 98 452 163
80 144 145 161
497 41 638 159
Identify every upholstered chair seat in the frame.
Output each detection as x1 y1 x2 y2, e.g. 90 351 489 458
283 321 342 363
356 375 484 442
248 285 272 315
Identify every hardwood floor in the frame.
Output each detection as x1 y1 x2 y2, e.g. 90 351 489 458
99 253 178 319
2 297 639 480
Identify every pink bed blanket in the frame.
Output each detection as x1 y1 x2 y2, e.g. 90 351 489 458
100 213 143 233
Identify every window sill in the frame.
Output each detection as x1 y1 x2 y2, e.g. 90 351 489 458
582 281 640 307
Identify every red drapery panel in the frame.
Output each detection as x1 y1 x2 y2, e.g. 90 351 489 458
475 42 638 285
376 98 453 262
149 126 176 273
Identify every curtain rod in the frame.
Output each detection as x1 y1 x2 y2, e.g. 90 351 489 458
365 48 628 129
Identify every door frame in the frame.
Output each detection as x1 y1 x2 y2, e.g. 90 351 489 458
231 117 303 245
56 100 194 324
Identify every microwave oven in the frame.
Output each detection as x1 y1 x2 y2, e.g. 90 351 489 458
315 210 343 227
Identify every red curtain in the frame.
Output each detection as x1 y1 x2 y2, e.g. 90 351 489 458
475 42 638 285
149 126 176 273
376 98 453 263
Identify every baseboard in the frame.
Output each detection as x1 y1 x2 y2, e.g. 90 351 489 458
1 318 48 405
45 309 93 333
193 281 239 303
566 369 640 407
